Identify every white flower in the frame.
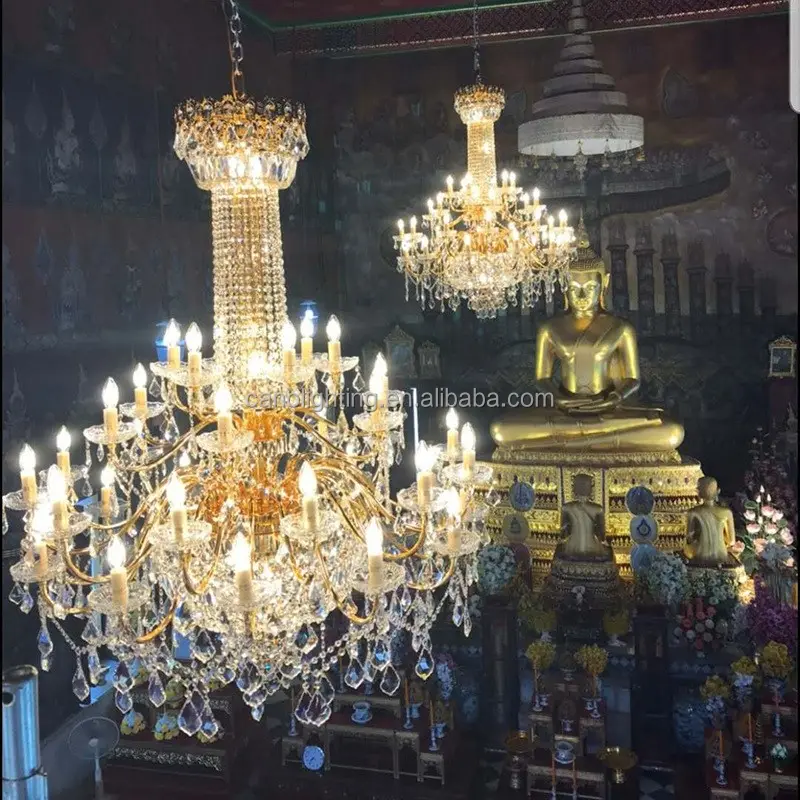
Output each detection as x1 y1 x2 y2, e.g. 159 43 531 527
705 619 715 629
686 630 696 641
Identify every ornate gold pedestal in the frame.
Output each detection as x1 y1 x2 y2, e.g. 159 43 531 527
484 451 703 581
545 548 622 609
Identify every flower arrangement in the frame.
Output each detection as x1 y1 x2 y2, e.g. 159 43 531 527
519 596 557 640
153 713 179 741
164 679 184 707
639 552 688 609
120 710 146 736
770 742 789 763
700 675 731 725
745 579 798 652
736 487 796 603
575 645 608 678
731 656 758 676
731 656 759 707
760 641 793 681
435 653 457 701
674 598 728 655
526 641 557 673
687 569 739 619
476 545 517 596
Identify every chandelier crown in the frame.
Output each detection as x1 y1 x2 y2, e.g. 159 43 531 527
174 94 310 191
454 83 505 124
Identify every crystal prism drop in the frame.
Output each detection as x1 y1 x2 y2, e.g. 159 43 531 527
72 663 90 701
9 583 24 605
415 649 434 681
464 608 473 637
113 661 132 691
372 639 390 671
318 675 335 705
218 666 236 685
192 630 216 663
380 664 401 696
97 444 104 462
2 506 8 535
178 697 202 737
452 599 464 627
148 672 166 707
200 702 219 738
400 587 412 611
306 691 331 727
251 703 265 722
115 688 133 714
364 658 377 684
37 626 53 657
40 654 52 672
20 589 34 614
82 617 101 644
344 658 365 690
87 649 103 684
295 690 311 724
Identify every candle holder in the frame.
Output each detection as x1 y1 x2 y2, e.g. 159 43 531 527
597 747 637 785
532 693 544 713
288 712 298 737
713 757 727 787
772 712 783 737
411 703 421 719
743 739 756 769
428 725 439 752
403 707 414 730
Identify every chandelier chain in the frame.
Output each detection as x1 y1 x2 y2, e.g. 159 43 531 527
225 0 245 98
472 0 481 83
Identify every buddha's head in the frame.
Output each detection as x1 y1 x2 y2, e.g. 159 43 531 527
573 473 594 500
564 226 609 315
697 476 719 502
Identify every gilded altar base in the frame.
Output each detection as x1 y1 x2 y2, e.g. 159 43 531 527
482 451 704 582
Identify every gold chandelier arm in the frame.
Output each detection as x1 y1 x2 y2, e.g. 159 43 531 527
135 597 178 644
285 409 376 464
180 515 229 597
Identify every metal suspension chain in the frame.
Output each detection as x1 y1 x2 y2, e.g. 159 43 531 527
472 0 481 83
224 0 245 98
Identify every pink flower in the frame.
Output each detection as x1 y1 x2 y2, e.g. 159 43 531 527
754 538 767 554
695 639 704 650
761 505 776 519
747 523 762 535
780 531 794 546
772 510 785 522
765 522 779 536
744 509 757 521
697 611 707 622
731 541 746 556
682 618 693 630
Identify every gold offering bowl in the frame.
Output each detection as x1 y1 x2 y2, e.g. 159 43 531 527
598 747 637 784
505 731 532 790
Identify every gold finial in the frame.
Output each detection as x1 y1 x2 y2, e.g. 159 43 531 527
576 210 590 249
569 211 605 274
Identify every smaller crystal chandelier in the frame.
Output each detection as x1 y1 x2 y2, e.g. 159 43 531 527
393 0 575 319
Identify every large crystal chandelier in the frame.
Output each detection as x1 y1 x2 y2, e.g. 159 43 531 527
3 0 491 735
393 0 575 319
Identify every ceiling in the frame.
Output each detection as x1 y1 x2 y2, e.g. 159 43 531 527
244 0 533 28
242 0 788 55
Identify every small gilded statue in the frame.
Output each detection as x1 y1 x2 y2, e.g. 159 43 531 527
685 477 738 567
491 222 684 453
559 474 611 560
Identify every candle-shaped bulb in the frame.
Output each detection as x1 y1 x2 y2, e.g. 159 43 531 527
548 215 555 227
46 464 66 502
460 423 476 452
214 382 233 414
56 426 71 452
558 209 567 226
446 407 458 431
446 175 454 189
101 466 115 489
300 312 314 339
282 321 297 351
326 315 341 343
185 322 202 353
410 215 417 231
102 378 119 409
445 488 461 519
133 363 147 388
19 444 36 472
366 518 383 557
166 473 186 509
415 441 439 473
532 187 540 203
107 536 126 570
397 218 405 232
31 504 53 538
373 352 387 378
299 462 317 498
164 319 180 347
230 532 252 572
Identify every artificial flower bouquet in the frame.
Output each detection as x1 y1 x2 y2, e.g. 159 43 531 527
120 710 146 736
760 641 793 682
197 724 224 744
526 641 557 673
153 713 180 741
700 675 731 726
602 609 630 646
519 597 557 641
674 598 728 655
434 653 457 701
639 552 688 610
745 579 798 651
730 656 759 706
477 544 517 596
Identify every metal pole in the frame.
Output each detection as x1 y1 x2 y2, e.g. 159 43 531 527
2 665 48 800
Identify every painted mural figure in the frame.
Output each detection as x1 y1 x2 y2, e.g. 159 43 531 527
2 243 23 344
47 92 82 196
57 238 86 334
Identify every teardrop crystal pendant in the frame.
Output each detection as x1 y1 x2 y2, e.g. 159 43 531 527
177 696 202 737
72 662 90 701
148 671 166 707
415 648 434 681
379 664 401 696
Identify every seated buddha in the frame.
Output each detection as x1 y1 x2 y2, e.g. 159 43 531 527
559 474 612 560
685 477 739 568
490 228 684 453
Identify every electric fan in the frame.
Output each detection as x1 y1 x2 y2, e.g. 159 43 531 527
67 716 119 800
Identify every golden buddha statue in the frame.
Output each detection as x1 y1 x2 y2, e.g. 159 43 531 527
559 474 611 560
685 477 738 567
490 228 684 453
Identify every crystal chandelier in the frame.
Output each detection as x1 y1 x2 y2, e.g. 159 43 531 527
393 0 575 319
517 0 644 178
3 0 492 735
